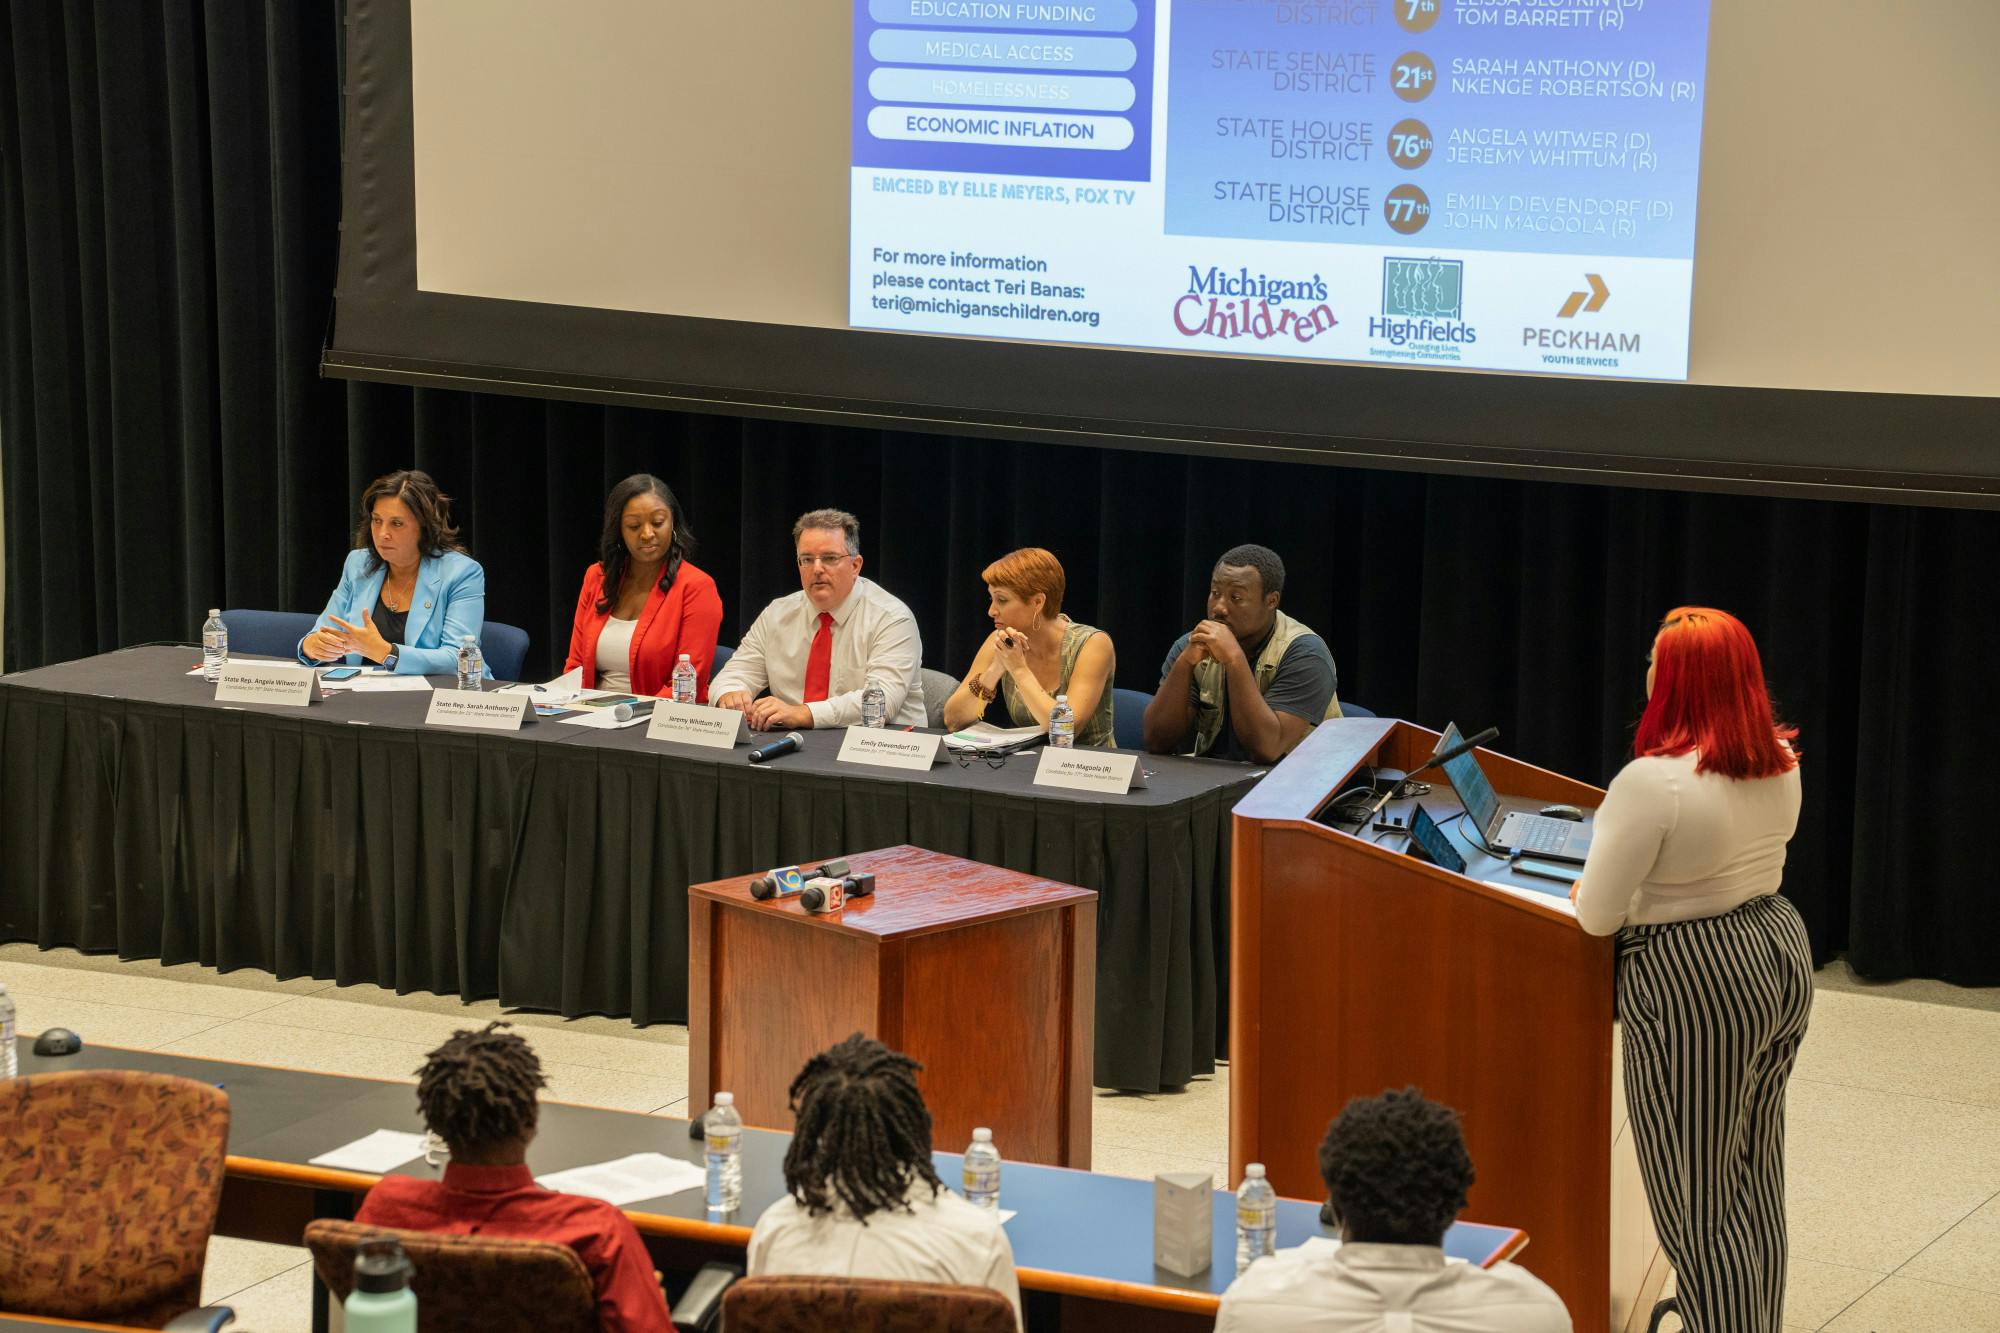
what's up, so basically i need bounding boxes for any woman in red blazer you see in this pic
[565,474,724,699]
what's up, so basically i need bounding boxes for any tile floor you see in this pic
[3,943,1996,1332]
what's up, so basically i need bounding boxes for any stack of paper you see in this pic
[308,1129,430,1172]
[1482,880,1579,917]
[945,722,1046,752]
[534,1153,707,1205]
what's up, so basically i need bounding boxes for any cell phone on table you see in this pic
[321,667,362,681]
[579,694,638,708]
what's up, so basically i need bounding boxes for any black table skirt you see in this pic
[0,648,1257,1090]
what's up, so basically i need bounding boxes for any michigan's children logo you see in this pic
[1174,266,1338,345]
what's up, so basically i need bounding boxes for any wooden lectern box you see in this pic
[688,844,1096,1168]
[1231,718,1664,1333]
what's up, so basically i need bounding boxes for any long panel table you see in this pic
[14,1043,1526,1332]
[0,647,1259,1090]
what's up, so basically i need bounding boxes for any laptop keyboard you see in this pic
[1500,814,1573,855]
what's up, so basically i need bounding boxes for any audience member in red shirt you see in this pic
[355,1022,672,1333]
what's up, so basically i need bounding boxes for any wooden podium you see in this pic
[1231,718,1662,1333]
[688,845,1096,1168]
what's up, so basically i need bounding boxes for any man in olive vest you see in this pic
[1142,544,1339,764]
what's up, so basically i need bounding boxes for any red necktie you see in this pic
[803,611,834,703]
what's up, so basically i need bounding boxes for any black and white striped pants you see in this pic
[1616,892,1814,1333]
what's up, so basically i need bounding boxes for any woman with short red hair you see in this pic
[1574,607,1810,1333]
[941,547,1116,747]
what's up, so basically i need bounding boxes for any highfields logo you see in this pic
[1371,257,1476,347]
[1173,266,1337,345]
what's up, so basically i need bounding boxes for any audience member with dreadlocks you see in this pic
[354,1022,672,1332]
[1216,1087,1571,1333]
[746,1033,1022,1328]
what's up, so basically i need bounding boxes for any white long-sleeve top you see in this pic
[748,1183,1021,1330]
[1573,750,1801,937]
[1214,1240,1571,1333]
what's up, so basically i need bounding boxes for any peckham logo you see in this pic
[1370,257,1476,347]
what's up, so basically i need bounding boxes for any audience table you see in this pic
[0,647,1260,1090]
[15,1042,1525,1332]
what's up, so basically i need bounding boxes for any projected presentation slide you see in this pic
[850,0,1712,380]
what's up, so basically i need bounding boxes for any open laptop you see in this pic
[1433,722,1593,864]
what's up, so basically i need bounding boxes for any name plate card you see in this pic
[1033,748,1139,795]
[836,726,942,772]
[425,691,532,731]
[645,701,745,750]
[214,663,318,708]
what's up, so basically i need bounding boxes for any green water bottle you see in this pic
[345,1238,417,1333]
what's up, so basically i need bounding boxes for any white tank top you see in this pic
[595,616,637,692]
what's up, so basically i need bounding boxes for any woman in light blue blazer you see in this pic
[298,469,486,675]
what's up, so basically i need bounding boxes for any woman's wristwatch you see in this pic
[382,649,399,672]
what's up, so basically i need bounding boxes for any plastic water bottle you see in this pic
[1235,1163,1277,1275]
[672,653,698,704]
[705,1091,743,1210]
[1048,694,1075,748]
[0,984,16,1079]
[201,609,228,681]
[455,635,482,691]
[344,1238,417,1333]
[963,1127,1001,1212]
[861,679,887,729]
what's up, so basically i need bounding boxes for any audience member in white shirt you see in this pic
[709,508,926,731]
[1216,1088,1571,1333]
[746,1035,1021,1328]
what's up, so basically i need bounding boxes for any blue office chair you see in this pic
[220,609,319,661]
[480,622,530,682]
[1339,700,1376,718]
[712,644,734,675]
[1112,687,1152,750]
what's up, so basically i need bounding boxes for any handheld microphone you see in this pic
[799,871,877,912]
[747,731,806,764]
[806,858,851,880]
[800,877,846,914]
[612,700,656,723]
[749,866,805,900]
[1362,725,1501,824]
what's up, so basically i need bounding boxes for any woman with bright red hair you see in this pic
[941,547,1116,747]
[1573,607,1810,1333]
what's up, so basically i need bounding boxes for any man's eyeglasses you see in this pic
[796,553,854,569]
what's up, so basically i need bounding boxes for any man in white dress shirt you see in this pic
[710,508,926,731]
[747,1034,1022,1329]
[1217,1088,1571,1333]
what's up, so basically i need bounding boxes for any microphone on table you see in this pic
[747,731,806,764]
[800,871,877,913]
[1362,725,1500,825]
[612,700,655,723]
[749,866,805,900]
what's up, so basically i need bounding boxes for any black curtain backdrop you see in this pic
[2,6,1993,987]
